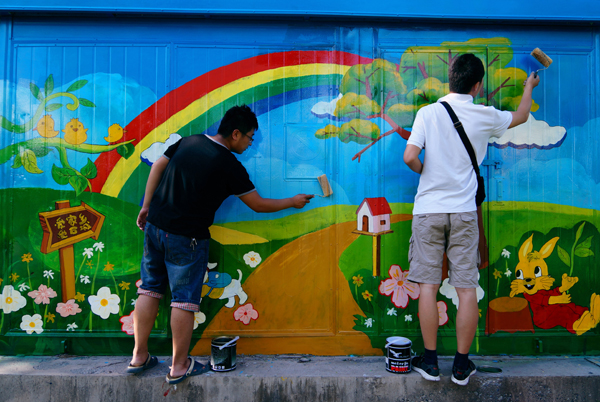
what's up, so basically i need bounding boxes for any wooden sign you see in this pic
[39,201,105,302]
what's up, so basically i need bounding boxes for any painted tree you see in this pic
[316,38,536,162]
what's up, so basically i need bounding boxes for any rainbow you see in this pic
[91,51,373,199]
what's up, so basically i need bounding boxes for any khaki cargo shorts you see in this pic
[406,212,480,288]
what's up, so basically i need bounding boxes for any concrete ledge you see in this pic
[1,355,599,401]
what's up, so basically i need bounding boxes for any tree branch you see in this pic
[352,105,369,117]
[488,54,500,67]
[351,118,411,162]
[418,62,428,79]
[487,77,514,101]
[381,91,398,114]
[349,125,377,141]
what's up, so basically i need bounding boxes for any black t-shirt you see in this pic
[146,134,255,239]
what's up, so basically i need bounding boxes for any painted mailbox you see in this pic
[0,4,599,357]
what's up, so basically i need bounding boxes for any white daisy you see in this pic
[88,287,120,319]
[20,314,43,334]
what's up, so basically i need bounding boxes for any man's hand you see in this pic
[292,194,314,209]
[137,207,149,231]
[523,71,541,88]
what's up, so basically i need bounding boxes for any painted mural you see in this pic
[0,21,599,357]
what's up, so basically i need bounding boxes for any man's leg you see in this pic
[169,307,195,377]
[419,283,441,350]
[411,282,442,381]
[131,294,160,365]
[452,286,479,385]
[455,287,478,353]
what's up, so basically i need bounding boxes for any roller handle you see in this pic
[218,336,240,350]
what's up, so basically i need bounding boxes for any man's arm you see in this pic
[240,191,314,213]
[508,72,540,128]
[137,156,169,230]
[403,144,423,174]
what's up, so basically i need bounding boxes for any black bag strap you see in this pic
[440,101,481,177]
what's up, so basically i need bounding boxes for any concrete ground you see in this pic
[0,354,599,402]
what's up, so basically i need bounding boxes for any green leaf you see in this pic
[45,103,62,112]
[29,143,51,158]
[51,164,74,185]
[339,119,380,145]
[66,79,88,93]
[69,175,88,196]
[334,93,381,118]
[576,235,593,250]
[30,83,44,102]
[556,245,570,267]
[575,222,585,244]
[78,98,96,108]
[21,149,43,174]
[117,143,135,159]
[315,124,340,140]
[44,74,54,96]
[12,155,22,169]
[574,248,594,258]
[80,158,97,179]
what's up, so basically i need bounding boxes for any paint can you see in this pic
[210,336,238,372]
[385,336,413,374]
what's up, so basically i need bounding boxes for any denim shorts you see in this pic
[406,212,480,288]
[137,222,209,312]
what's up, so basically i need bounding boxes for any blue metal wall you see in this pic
[1,7,600,356]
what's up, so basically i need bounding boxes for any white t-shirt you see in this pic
[407,93,512,214]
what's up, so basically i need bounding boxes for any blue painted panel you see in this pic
[1,0,600,22]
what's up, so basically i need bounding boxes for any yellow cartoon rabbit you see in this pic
[510,234,600,335]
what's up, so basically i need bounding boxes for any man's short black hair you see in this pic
[218,105,259,138]
[449,54,485,94]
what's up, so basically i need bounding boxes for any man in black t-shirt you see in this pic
[127,105,313,384]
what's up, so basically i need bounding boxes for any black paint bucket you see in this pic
[210,336,238,372]
[385,336,413,374]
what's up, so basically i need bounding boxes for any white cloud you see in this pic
[140,133,182,165]
[310,94,342,118]
[439,274,485,308]
[490,113,566,150]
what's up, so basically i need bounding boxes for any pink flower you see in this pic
[28,284,57,305]
[119,313,134,335]
[378,265,420,308]
[233,303,259,325]
[56,299,82,317]
[437,301,449,326]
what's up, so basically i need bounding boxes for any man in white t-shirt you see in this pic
[403,54,539,385]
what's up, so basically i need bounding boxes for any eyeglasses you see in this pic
[240,131,254,144]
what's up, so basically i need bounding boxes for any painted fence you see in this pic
[0,9,599,357]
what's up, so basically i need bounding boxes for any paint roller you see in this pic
[315,174,333,198]
[524,48,552,85]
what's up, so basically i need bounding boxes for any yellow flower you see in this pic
[118,281,130,291]
[493,269,502,279]
[74,292,85,302]
[21,253,33,263]
[352,275,364,287]
[45,313,55,323]
[478,309,482,318]
[86,260,93,268]
[103,262,114,272]
[362,290,373,301]
[10,273,19,282]
[0,278,3,286]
